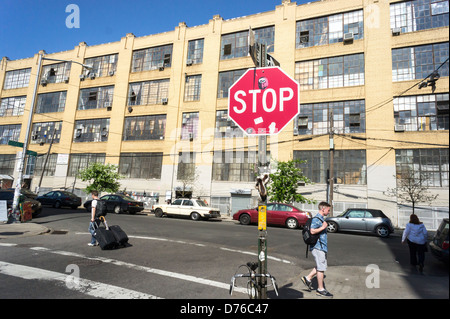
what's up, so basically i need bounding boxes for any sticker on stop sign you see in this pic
[228,67,300,136]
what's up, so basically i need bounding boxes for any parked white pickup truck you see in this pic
[152,198,221,221]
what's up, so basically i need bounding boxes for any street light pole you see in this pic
[10,53,92,223]
[10,53,43,223]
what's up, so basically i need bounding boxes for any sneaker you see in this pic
[301,276,313,290]
[88,243,97,246]
[316,289,333,298]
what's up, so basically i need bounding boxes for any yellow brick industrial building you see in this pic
[0,0,448,228]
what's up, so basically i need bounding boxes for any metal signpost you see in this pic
[228,28,300,298]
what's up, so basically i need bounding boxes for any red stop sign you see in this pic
[228,67,300,135]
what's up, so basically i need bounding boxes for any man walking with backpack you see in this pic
[301,201,333,297]
[88,190,100,246]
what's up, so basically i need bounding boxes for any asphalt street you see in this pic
[0,207,448,302]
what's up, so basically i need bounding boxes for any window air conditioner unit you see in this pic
[64,76,69,83]
[89,73,96,80]
[343,32,354,43]
[186,59,193,66]
[40,78,48,86]
[108,70,115,76]
[392,27,401,36]
[79,74,86,81]
[394,124,405,132]
[161,98,168,105]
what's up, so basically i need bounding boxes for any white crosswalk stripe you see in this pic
[0,260,160,299]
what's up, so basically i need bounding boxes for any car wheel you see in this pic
[190,212,201,221]
[286,217,298,229]
[32,208,42,217]
[327,221,338,233]
[239,213,251,225]
[114,205,122,214]
[54,201,61,209]
[376,225,390,238]
[154,208,164,217]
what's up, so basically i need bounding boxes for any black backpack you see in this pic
[94,199,107,218]
[302,216,321,258]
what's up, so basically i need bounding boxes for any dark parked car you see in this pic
[83,194,144,214]
[233,203,312,229]
[429,218,449,263]
[7,188,38,199]
[326,208,394,237]
[0,189,42,217]
[36,190,81,209]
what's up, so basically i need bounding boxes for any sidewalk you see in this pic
[0,222,50,239]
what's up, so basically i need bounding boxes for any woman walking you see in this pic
[402,214,428,273]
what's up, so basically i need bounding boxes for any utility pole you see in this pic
[36,125,57,194]
[10,53,43,223]
[328,109,334,216]
[10,52,92,223]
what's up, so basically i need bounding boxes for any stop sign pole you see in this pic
[229,38,300,298]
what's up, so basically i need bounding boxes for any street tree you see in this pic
[78,162,122,194]
[384,167,438,215]
[267,159,315,204]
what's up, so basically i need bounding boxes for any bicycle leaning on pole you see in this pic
[229,261,279,299]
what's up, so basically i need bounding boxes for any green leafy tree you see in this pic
[78,162,122,194]
[267,159,315,204]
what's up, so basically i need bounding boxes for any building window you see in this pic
[392,42,449,82]
[0,96,26,117]
[34,154,58,177]
[73,118,110,143]
[396,148,449,187]
[184,75,202,102]
[390,0,449,34]
[294,150,367,185]
[31,122,62,144]
[187,39,204,65]
[36,91,67,113]
[67,153,105,177]
[394,93,449,131]
[296,10,364,48]
[119,152,163,179]
[0,124,21,145]
[215,110,244,138]
[131,44,173,72]
[220,26,274,60]
[128,80,169,106]
[84,54,118,77]
[212,150,261,182]
[0,154,16,175]
[181,112,199,140]
[295,53,365,90]
[217,69,246,98]
[41,62,71,84]
[177,152,196,181]
[295,100,366,135]
[3,68,31,90]
[78,86,114,110]
[123,114,166,141]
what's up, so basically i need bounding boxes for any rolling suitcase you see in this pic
[109,225,129,246]
[93,218,117,250]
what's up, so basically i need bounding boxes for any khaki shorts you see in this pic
[311,249,327,272]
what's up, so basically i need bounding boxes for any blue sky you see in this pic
[0,0,309,61]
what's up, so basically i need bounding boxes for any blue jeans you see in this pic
[88,221,97,244]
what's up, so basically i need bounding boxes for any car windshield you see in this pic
[337,211,348,217]
[121,195,136,201]
[196,200,207,207]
